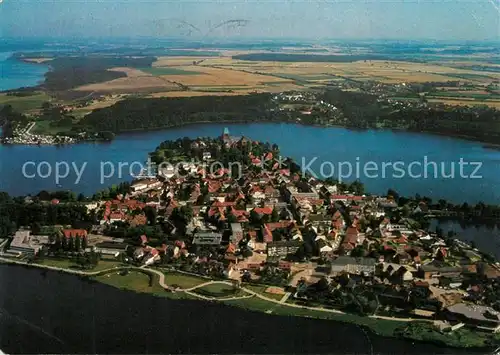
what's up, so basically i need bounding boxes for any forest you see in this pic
[78,88,500,144]
[79,93,283,132]
[41,56,156,92]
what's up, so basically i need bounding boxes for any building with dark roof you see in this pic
[330,256,377,275]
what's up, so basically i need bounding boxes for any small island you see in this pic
[1,129,500,350]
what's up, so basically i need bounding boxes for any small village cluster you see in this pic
[3,128,500,335]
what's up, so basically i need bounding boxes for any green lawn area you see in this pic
[30,119,74,135]
[38,258,76,269]
[95,271,155,293]
[223,296,280,312]
[193,283,244,298]
[396,322,491,348]
[223,296,405,337]
[94,270,198,300]
[0,92,51,112]
[162,271,207,289]
[39,258,122,271]
[244,284,285,300]
[139,67,200,76]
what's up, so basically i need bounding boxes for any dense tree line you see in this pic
[0,105,29,138]
[41,56,156,91]
[79,94,286,133]
[321,89,500,143]
[0,192,91,238]
[77,88,500,144]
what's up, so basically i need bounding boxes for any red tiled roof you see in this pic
[345,227,359,237]
[263,225,273,243]
[414,281,429,288]
[331,195,363,201]
[212,201,236,208]
[254,207,273,215]
[226,243,236,254]
[63,229,87,239]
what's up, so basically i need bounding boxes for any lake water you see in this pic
[0,52,49,91]
[0,123,499,204]
[430,219,500,259]
[0,265,488,354]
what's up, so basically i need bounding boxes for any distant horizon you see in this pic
[2,36,500,45]
[1,0,499,41]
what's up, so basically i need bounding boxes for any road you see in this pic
[24,122,36,135]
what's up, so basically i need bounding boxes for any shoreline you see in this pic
[4,118,500,152]
[0,257,493,351]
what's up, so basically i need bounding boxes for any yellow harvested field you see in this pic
[74,76,180,93]
[74,67,181,93]
[83,97,123,110]
[108,67,151,77]
[192,58,499,84]
[153,56,213,67]
[149,91,244,98]
[158,65,293,86]
[69,54,500,99]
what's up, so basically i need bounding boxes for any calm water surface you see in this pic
[0,265,489,354]
[0,52,49,91]
[431,219,500,259]
[0,123,499,203]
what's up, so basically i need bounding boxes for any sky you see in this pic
[0,0,499,41]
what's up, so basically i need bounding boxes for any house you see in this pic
[230,223,244,244]
[341,227,360,253]
[192,232,223,245]
[267,240,302,257]
[144,248,160,265]
[95,242,129,255]
[390,265,414,284]
[8,231,49,255]
[131,178,162,193]
[419,264,462,279]
[446,303,500,332]
[202,151,212,161]
[330,256,377,275]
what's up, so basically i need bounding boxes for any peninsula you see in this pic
[1,129,500,350]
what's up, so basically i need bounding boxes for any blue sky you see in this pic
[1,0,499,40]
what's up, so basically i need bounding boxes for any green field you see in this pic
[139,67,200,76]
[0,92,51,112]
[397,322,491,348]
[30,119,73,135]
[39,258,122,271]
[194,283,244,298]
[223,297,405,337]
[244,284,284,300]
[163,271,207,289]
[428,91,500,100]
[94,270,198,300]
[95,271,156,292]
